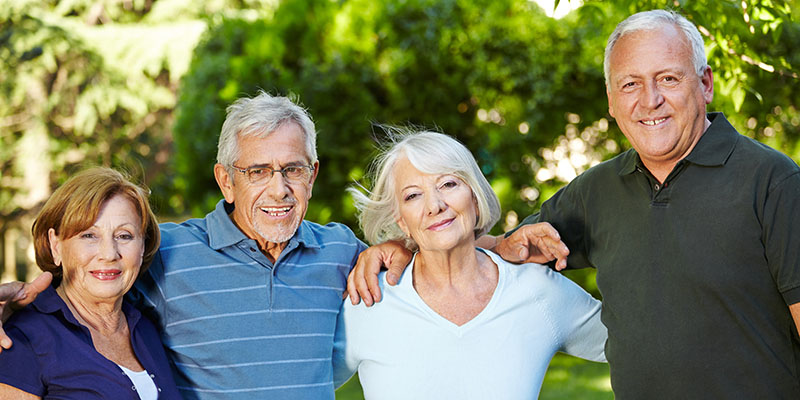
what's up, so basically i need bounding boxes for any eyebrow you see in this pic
[243,161,307,169]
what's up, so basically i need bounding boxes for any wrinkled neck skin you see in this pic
[412,238,491,290]
[57,284,125,336]
[262,240,288,263]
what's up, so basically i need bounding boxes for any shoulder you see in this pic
[487,250,594,302]
[300,220,365,252]
[302,220,359,241]
[158,217,211,250]
[733,134,800,177]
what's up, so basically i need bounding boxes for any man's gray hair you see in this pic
[349,129,500,251]
[217,91,317,169]
[604,9,707,85]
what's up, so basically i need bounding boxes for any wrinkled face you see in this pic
[220,122,318,246]
[606,24,713,174]
[393,157,478,253]
[49,194,144,303]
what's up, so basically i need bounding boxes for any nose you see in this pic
[425,191,447,215]
[263,169,291,200]
[98,235,121,261]
[641,80,664,109]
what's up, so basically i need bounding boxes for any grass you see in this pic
[335,353,612,399]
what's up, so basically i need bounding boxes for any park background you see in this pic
[2,0,799,398]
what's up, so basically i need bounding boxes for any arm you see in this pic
[0,384,39,400]
[332,303,359,388]
[790,303,800,339]
[346,240,412,306]
[0,272,52,350]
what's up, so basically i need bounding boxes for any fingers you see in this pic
[346,242,413,307]
[0,326,12,350]
[0,272,54,352]
[495,223,570,267]
[347,255,373,306]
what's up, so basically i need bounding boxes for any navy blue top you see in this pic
[0,285,182,399]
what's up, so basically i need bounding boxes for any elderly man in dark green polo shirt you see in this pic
[349,9,800,399]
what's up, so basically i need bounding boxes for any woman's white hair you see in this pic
[349,128,500,251]
[604,9,708,85]
[217,91,317,170]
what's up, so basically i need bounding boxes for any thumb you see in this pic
[515,244,530,262]
[385,254,407,286]
[27,272,53,296]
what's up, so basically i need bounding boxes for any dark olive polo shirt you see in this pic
[520,113,800,398]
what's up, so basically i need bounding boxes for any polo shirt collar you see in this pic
[617,112,737,175]
[31,284,142,328]
[206,199,321,250]
[683,112,737,167]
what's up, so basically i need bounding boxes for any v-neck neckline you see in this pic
[399,248,505,337]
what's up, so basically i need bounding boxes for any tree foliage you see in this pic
[2,0,798,291]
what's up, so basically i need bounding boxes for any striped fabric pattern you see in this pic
[129,200,365,400]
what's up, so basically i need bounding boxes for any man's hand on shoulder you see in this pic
[494,222,570,270]
[347,241,412,307]
[0,272,52,350]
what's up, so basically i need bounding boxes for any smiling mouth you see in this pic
[428,218,454,231]
[641,117,667,126]
[260,205,293,217]
[90,270,122,279]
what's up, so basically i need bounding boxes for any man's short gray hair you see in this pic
[349,129,500,251]
[604,9,707,85]
[217,91,317,169]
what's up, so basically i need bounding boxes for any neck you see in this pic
[57,284,125,336]
[413,241,486,289]
[643,115,712,183]
[262,240,288,263]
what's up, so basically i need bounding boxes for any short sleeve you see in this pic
[764,171,800,304]
[0,325,46,397]
[332,302,359,388]
[544,270,607,362]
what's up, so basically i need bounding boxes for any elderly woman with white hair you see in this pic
[333,130,607,399]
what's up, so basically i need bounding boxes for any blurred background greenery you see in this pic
[2,0,799,397]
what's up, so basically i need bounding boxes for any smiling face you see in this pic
[215,122,319,249]
[49,194,144,303]
[393,156,478,254]
[606,24,713,179]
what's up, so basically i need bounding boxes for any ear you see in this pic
[606,84,615,118]
[307,161,320,198]
[214,163,236,204]
[700,66,714,105]
[48,228,62,266]
[395,215,410,238]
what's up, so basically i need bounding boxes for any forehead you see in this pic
[608,24,692,78]
[97,194,140,220]
[236,122,309,165]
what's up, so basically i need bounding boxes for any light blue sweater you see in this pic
[333,249,607,399]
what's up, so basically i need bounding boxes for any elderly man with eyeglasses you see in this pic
[127,92,371,399]
[0,92,386,399]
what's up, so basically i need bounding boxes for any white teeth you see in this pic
[642,118,667,126]
[260,206,292,216]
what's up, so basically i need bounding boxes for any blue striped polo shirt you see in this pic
[128,199,366,400]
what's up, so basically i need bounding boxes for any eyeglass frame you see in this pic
[227,163,316,185]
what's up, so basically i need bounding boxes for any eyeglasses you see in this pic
[229,164,315,185]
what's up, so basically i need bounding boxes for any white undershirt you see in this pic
[118,365,158,400]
